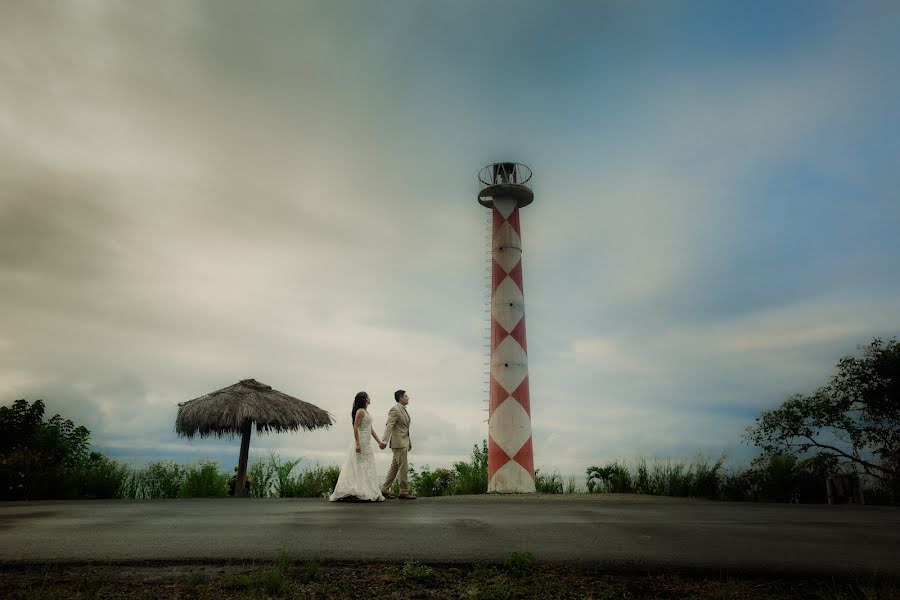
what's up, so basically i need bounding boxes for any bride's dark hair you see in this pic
[351,391,369,424]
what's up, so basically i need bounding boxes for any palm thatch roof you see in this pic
[175,378,333,439]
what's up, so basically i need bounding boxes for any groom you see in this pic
[381,389,416,500]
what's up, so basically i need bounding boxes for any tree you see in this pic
[0,399,92,499]
[745,338,900,483]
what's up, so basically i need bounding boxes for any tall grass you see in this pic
[273,456,303,497]
[535,469,564,494]
[248,453,340,498]
[120,460,185,499]
[248,455,276,498]
[586,455,726,498]
[282,464,340,498]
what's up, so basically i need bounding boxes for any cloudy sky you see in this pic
[2,1,898,476]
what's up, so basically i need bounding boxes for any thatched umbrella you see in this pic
[176,378,333,497]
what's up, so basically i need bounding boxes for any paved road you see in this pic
[1,495,897,576]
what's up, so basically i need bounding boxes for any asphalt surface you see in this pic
[1,494,898,576]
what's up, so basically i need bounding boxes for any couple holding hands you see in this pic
[329,389,417,502]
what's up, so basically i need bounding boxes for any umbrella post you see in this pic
[235,420,252,497]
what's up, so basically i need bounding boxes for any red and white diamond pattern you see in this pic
[488,197,536,493]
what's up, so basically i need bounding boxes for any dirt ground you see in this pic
[2,561,899,600]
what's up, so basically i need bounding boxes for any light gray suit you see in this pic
[381,403,411,494]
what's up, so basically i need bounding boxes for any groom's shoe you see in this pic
[398,492,417,500]
[382,492,395,500]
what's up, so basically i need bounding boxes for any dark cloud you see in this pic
[2,1,899,474]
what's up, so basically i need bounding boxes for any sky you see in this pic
[2,1,899,477]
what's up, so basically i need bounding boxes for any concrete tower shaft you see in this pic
[478,162,536,494]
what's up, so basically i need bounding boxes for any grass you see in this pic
[504,550,536,572]
[535,469,565,493]
[2,562,898,599]
[179,460,229,497]
[300,557,321,581]
[586,455,729,499]
[398,561,434,584]
[119,460,185,499]
[222,549,294,596]
[18,436,892,505]
[248,454,340,498]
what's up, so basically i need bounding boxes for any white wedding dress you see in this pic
[329,410,385,502]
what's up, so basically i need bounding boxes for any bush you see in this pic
[718,468,754,501]
[248,455,276,498]
[272,455,304,497]
[754,453,798,503]
[659,462,692,496]
[504,550,536,572]
[452,440,488,495]
[251,453,341,498]
[691,454,726,498]
[586,462,632,493]
[535,469,564,494]
[179,460,229,497]
[285,464,340,498]
[410,465,455,497]
[120,460,185,499]
[587,455,725,499]
[398,562,433,584]
[80,452,129,499]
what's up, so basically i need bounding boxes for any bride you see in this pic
[329,391,387,502]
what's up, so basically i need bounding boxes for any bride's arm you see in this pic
[353,410,365,452]
[371,427,383,445]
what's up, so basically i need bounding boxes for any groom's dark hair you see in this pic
[394,389,406,402]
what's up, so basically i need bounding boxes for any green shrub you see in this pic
[248,455,276,498]
[587,456,727,498]
[452,440,488,495]
[634,458,651,494]
[504,550,535,572]
[718,468,754,501]
[224,568,286,595]
[271,455,303,498]
[286,464,340,498]
[399,562,433,584]
[179,460,228,497]
[410,465,455,497]
[690,454,726,498]
[586,462,632,493]
[120,460,185,499]
[534,469,564,494]
[254,454,341,498]
[756,453,798,503]
[651,461,689,496]
[80,452,129,499]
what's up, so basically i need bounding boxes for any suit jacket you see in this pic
[382,403,411,450]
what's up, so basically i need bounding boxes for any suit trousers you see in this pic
[382,447,409,494]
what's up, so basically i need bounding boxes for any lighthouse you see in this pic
[478,162,536,493]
